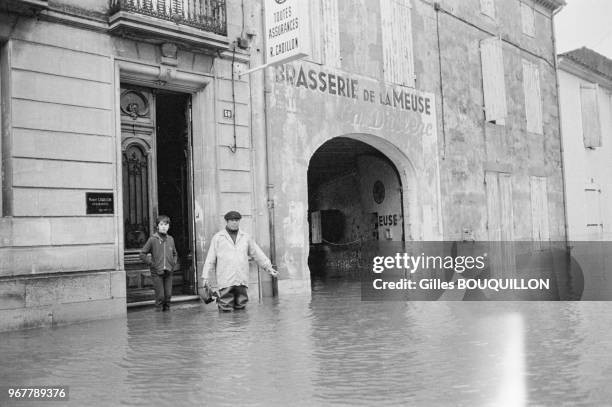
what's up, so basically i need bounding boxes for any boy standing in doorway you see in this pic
[201,211,278,311]
[140,215,178,311]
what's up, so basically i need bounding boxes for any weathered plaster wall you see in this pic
[428,0,564,241]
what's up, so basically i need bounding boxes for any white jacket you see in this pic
[203,229,273,289]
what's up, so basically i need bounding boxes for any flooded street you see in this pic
[2,280,612,406]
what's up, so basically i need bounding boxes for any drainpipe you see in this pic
[264,70,278,297]
[551,4,569,247]
[257,4,277,296]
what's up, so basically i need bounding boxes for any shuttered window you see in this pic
[485,172,514,241]
[580,83,602,148]
[585,186,602,228]
[380,0,415,87]
[523,60,543,134]
[481,37,507,125]
[486,171,515,278]
[304,1,322,64]
[480,0,495,19]
[530,176,549,245]
[521,2,535,37]
[321,0,341,67]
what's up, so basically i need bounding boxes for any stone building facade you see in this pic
[0,0,566,331]
[0,0,274,331]
[268,0,566,290]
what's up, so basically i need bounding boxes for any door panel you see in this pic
[123,143,150,249]
[120,86,157,290]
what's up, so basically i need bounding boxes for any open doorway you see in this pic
[121,87,195,302]
[307,137,405,283]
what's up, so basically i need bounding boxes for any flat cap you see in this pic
[224,210,242,220]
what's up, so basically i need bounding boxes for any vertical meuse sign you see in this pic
[265,0,310,65]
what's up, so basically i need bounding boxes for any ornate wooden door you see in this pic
[120,86,158,290]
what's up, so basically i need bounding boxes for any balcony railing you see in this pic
[109,0,226,36]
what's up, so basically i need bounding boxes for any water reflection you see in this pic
[1,281,611,406]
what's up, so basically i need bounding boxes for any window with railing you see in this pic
[109,0,226,36]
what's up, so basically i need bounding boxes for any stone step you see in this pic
[127,294,201,308]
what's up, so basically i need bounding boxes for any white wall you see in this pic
[559,69,612,240]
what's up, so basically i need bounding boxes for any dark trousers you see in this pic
[151,270,173,309]
[217,285,248,311]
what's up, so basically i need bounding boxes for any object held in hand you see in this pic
[200,285,216,304]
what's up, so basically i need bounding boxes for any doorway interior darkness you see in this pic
[156,92,194,296]
[307,137,405,283]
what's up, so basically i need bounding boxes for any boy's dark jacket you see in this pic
[139,232,178,275]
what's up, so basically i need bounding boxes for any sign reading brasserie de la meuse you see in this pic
[264,0,310,65]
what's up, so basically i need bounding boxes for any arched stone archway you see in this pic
[306,133,420,243]
[269,64,442,295]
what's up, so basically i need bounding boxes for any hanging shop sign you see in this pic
[264,0,311,65]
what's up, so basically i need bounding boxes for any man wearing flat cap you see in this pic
[201,210,278,311]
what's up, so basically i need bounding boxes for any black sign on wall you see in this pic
[86,192,114,214]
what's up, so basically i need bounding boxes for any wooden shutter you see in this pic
[530,176,549,244]
[305,0,322,64]
[580,83,602,148]
[381,0,415,86]
[523,60,543,134]
[521,3,535,37]
[585,186,602,235]
[499,173,514,240]
[486,172,502,241]
[480,0,495,18]
[486,172,513,241]
[481,37,507,125]
[486,171,515,278]
[321,0,341,68]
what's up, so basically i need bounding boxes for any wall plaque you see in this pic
[86,192,114,214]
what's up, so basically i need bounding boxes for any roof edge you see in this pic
[534,0,566,11]
[558,56,612,90]
[559,47,612,81]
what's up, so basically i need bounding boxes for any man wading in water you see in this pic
[201,211,278,311]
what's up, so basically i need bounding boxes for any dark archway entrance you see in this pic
[307,137,405,282]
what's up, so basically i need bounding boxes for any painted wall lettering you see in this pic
[275,63,433,116]
[377,214,399,226]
